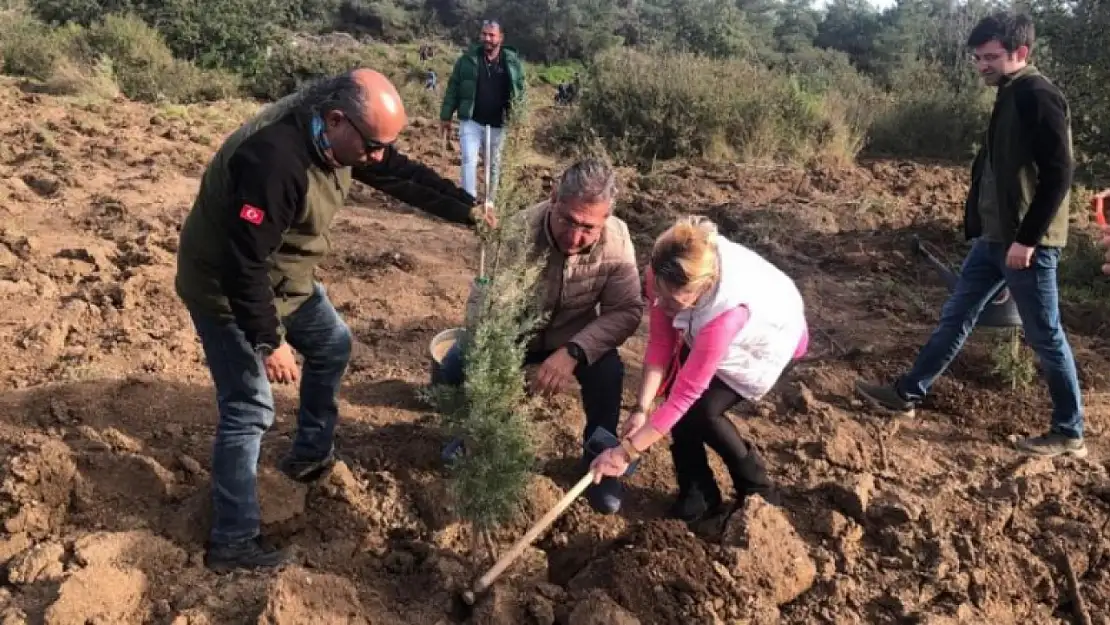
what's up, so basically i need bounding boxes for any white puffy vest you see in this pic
[670,236,806,400]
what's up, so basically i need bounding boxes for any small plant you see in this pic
[422,96,548,551]
[990,327,1037,390]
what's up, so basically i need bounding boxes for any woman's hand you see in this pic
[620,408,647,438]
[589,447,631,483]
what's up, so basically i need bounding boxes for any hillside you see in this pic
[1,75,1109,625]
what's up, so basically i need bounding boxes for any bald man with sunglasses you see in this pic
[175,69,494,573]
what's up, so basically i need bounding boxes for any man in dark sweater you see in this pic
[439,20,526,201]
[854,12,1086,458]
[176,68,492,572]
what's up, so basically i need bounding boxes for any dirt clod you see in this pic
[722,495,817,606]
[257,566,369,625]
[568,590,641,625]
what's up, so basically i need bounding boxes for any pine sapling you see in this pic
[424,96,549,541]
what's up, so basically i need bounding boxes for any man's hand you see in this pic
[1006,242,1035,270]
[482,201,498,229]
[620,408,647,438]
[264,342,300,385]
[531,347,578,396]
[440,120,452,148]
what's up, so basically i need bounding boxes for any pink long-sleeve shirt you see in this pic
[644,268,808,433]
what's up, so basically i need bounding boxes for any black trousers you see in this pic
[667,348,773,504]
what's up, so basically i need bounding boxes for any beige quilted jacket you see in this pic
[516,200,644,363]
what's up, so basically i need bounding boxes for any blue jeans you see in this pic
[459,119,505,201]
[440,343,624,446]
[896,239,1083,438]
[189,282,353,545]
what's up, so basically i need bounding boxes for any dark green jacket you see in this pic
[176,95,478,349]
[964,65,1074,248]
[439,44,526,122]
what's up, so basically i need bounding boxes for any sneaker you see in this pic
[278,449,337,484]
[585,477,623,515]
[855,380,916,416]
[1015,431,1088,458]
[204,537,292,573]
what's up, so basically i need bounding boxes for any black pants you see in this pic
[668,349,772,504]
[525,348,624,448]
[443,342,624,449]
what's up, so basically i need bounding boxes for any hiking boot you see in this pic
[585,477,623,515]
[204,537,292,573]
[666,486,724,524]
[1014,431,1088,458]
[278,449,337,484]
[855,380,916,416]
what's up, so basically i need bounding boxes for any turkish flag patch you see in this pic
[239,203,265,225]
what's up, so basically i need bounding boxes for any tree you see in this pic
[423,98,549,546]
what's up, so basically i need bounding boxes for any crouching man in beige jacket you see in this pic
[439,156,645,514]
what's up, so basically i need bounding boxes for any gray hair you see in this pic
[553,157,617,209]
[268,71,369,121]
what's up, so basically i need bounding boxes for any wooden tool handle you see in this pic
[472,471,596,594]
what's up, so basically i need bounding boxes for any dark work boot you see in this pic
[666,483,724,523]
[855,380,916,417]
[667,442,723,523]
[278,448,337,484]
[204,537,292,573]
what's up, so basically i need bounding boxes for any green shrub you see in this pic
[246,39,390,100]
[1,13,84,79]
[561,47,867,166]
[1,12,237,103]
[141,0,281,75]
[247,38,447,118]
[864,60,990,162]
[534,60,584,85]
[85,14,238,102]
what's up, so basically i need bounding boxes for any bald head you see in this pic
[349,68,407,142]
[298,68,410,167]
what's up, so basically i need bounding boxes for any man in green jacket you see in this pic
[854,12,1086,458]
[440,19,526,202]
[176,68,492,573]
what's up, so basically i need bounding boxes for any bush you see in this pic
[247,37,450,118]
[85,14,239,102]
[1,12,237,103]
[561,47,868,166]
[534,60,585,85]
[0,13,84,79]
[864,60,991,162]
[144,0,281,75]
[246,37,388,101]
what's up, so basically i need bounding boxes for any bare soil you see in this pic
[1,77,1109,624]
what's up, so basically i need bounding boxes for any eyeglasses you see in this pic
[343,114,393,154]
[550,208,603,235]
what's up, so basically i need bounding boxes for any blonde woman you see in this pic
[590,216,809,521]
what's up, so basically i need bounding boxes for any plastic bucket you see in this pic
[429,327,465,386]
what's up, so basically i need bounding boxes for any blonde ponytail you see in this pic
[651,216,719,292]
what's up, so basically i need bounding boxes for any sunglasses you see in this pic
[343,114,393,153]
[481,19,501,29]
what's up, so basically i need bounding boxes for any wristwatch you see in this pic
[254,343,276,359]
[565,342,586,364]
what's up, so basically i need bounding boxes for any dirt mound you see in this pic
[562,518,777,623]
[257,566,370,625]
